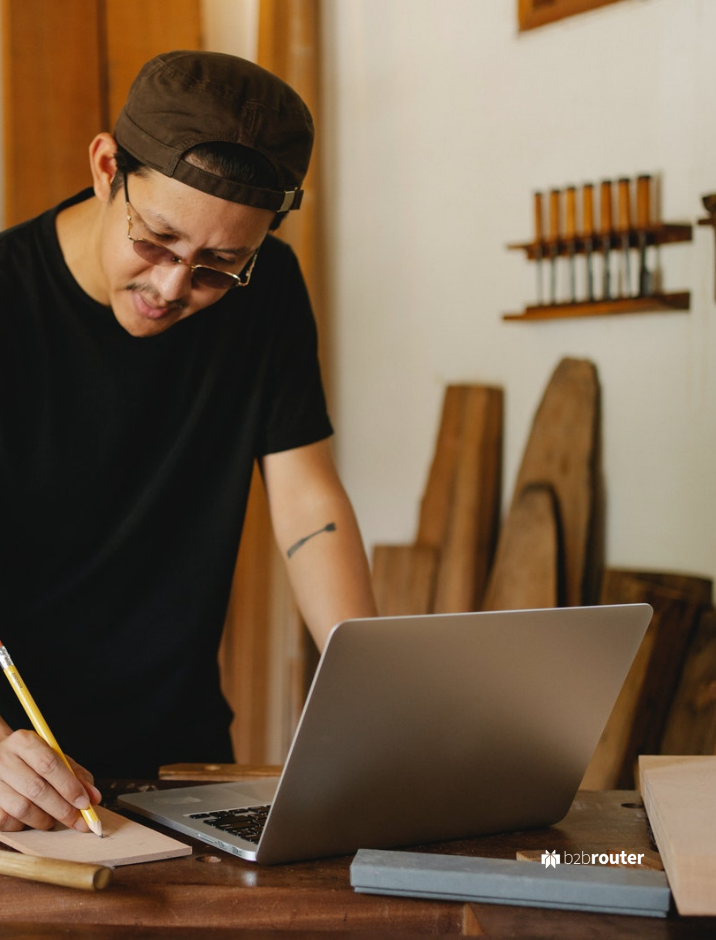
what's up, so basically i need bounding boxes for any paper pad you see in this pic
[0,806,191,866]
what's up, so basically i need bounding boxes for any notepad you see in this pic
[0,806,191,867]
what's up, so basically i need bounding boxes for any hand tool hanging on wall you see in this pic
[599,180,612,301]
[582,183,595,302]
[617,178,632,296]
[636,174,652,297]
[533,191,544,305]
[549,189,560,304]
[565,186,577,303]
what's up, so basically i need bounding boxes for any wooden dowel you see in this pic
[0,851,113,891]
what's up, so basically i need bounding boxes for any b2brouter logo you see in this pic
[541,850,646,868]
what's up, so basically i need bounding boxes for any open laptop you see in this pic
[118,604,652,865]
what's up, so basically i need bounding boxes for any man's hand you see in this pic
[0,724,101,832]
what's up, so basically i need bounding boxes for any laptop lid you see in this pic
[118,604,651,864]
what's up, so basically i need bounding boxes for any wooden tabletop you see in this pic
[0,784,715,937]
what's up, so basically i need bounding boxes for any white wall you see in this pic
[321,0,716,586]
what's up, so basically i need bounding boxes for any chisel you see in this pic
[565,186,577,303]
[548,188,561,304]
[533,191,544,305]
[599,180,613,300]
[582,183,595,302]
[617,177,632,296]
[636,174,652,297]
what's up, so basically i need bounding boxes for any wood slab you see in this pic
[371,544,439,616]
[417,385,503,613]
[582,569,711,789]
[159,762,283,781]
[0,807,191,867]
[639,755,716,915]
[660,605,716,756]
[509,357,599,608]
[481,483,559,611]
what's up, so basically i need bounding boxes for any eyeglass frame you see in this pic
[123,174,259,290]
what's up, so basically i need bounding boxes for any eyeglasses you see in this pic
[123,176,258,290]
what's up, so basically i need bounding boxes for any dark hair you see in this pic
[111,142,286,230]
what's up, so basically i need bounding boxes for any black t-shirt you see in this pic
[0,190,332,777]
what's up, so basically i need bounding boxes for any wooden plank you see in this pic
[2,0,103,224]
[159,762,282,781]
[482,483,559,611]
[0,808,190,867]
[581,570,711,789]
[417,386,468,550]
[432,386,502,612]
[639,755,716,916]
[660,606,716,756]
[371,544,439,617]
[510,358,599,607]
[417,386,502,613]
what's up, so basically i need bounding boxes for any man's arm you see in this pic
[260,438,378,651]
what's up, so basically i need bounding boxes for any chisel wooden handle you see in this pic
[636,174,651,228]
[599,181,612,235]
[548,189,560,241]
[582,184,594,237]
[533,191,544,243]
[564,187,576,240]
[0,852,113,891]
[617,177,631,232]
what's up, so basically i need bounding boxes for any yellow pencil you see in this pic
[0,640,103,837]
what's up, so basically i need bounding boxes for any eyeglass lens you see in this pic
[130,239,243,290]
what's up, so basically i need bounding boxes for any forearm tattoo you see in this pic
[287,522,337,559]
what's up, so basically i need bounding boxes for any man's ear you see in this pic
[89,133,119,203]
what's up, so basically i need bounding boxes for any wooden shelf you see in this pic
[503,291,690,322]
[507,223,692,261]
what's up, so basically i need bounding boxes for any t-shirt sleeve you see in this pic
[254,241,333,456]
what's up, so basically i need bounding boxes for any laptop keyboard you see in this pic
[188,805,271,844]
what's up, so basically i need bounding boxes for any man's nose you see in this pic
[151,259,193,302]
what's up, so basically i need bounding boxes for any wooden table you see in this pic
[0,785,715,938]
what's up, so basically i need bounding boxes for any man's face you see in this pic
[99,170,275,337]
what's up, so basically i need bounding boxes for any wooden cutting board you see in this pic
[509,357,599,608]
[481,483,559,611]
[639,755,716,915]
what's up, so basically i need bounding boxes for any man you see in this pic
[0,51,377,833]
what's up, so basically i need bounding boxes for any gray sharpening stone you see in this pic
[350,850,671,917]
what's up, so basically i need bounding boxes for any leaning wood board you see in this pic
[417,384,503,613]
[639,755,716,916]
[509,357,599,608]
[481,483,558,611]
[582,569,711,789]
[0,807,191,867]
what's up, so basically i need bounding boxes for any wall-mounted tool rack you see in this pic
[504,175,692,322]
[698,193,716,301]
